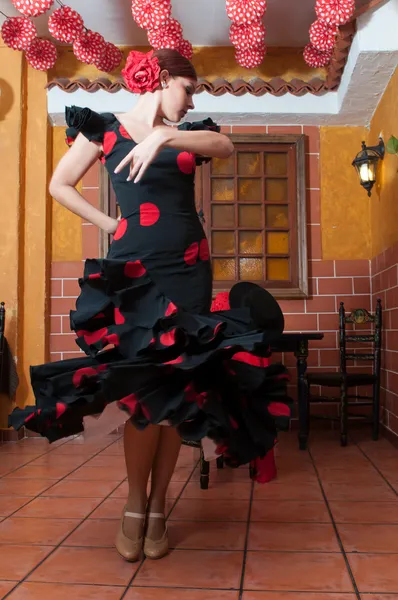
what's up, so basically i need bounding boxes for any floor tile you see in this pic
[191,466,249,482]
[330,501,398,523]
[181,482,251,500]
[0,497,30,518]
[250,500,330,523]
[322,482,397,502]
[168,520,247,550]
[85,455,126,469]
[111,480,184,499]
[134,549,243,589]
[242,594,356,600]
[348,554,398,592]
[43,480,119,498]
[0,581,17,597]
[244,552,353,592]
[253,481,323,501]
[247,522,339,552]
[66,466,126,481]
[6,582,123,599]
[338,523,398,552]
[5,465,74,480]
[169,499,250,522]
[0,518,79,545]
[0,545,52,580]
[14,496,103,519]
[63,519,117,547]
[125,589,239,599]
[0,479,54,497]
[27,546,137,586]
[30,455,86,468]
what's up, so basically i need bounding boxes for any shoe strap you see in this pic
[147,512,164,519]
[124,511,146,519]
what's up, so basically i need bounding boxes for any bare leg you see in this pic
[122,420,160,540]
[147,426,181,540]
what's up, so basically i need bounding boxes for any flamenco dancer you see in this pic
[9,49,292,561]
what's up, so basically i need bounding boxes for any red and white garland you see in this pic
[226,0,267,69]
[131,0,193,60]
[304,0,355,68]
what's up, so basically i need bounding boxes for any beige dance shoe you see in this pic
[115,506,145,562]
[143,512,169,560]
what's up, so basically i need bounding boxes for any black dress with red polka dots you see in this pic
[9,106,292,473]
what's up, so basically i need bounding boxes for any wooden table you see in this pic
[271,332,324,450]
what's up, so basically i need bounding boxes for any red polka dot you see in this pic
[177,151,196,174]
[93,312,105,319]
[164,355,184,365]
[72,367,98,388]
[56,403,67,419]
[104,333,120,346]
[119,393,138,414]
[199,238,210,261]
[160,329,176,346]
[113,218,127,240]
[119,125,132,139]
[114,307,125,325]
[124,260,146,278]
[83,328,108,345]
[140,203,160,226]
[165,302,178,317]
[103,131,117,155]
[96,364,108,373]
[268,402,291,418]
[88,273,101,280]
[25,412,35,423]
[184,242,199,266]
[231,352,269,367]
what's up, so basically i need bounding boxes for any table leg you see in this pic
[295,340,309,451]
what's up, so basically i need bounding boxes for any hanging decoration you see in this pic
[72,29,106,64]
[12,0,53,18]
[95,41,123,73]
[48,5,84,43]
[304,0,355,68]
[131,0,193,60]
[1,16,36,50]
[25,36,57,70]
[226,0,267,69]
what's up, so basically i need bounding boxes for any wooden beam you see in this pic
[350,0,389,21]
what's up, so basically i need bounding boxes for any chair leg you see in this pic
[340,381,348,447]
[216,456,224,469]
[298,379,310,450]
[372,381,380,441]
[200,446,209,490]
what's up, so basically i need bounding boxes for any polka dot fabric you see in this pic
[226,0,267,26]
[1,17,36,51]
[131,0,171,29]
[73,30,106,65]
[48,6,84,44]
[25,37,57,71]
[309,19,338,52]
[147,18,183,50]
[229,20,266,51]
[12,0,53,17]
[303,42,332,68]
[315,0,355,25]
[9,105,292,479]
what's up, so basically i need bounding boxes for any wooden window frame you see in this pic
[100,133,308,299]
[196,134,308,299]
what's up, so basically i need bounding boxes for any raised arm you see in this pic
[155,126,234,159]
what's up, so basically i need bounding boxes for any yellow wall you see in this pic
[320,126,372,259]
[369,67,398,257]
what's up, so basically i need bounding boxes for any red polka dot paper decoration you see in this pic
[131,0,171,30]
[147,18,183,50]
[309,19,338,52]
[12,0,53,17]
[48,6,84,44]
[1,16,36,51]
[73,30,106,65]
[230,20,265,51]
[177,39,193,60]
[95,42,123,73]
[226,0,267,26]
[26,37,57,71]
[303,42,332,68]
[235,44,266,68]
[315,0,355,25]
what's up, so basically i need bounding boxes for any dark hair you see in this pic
[153,49,197,81]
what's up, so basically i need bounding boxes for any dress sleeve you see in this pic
[65,105,109,147]
[177,118,221,165]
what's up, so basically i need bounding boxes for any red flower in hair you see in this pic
[122,50,161,94]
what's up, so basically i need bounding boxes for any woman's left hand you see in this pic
[114,130,165,183]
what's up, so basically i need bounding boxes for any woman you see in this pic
[9,49,291,561]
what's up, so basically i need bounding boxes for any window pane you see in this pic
[239,258,263,280]
[238,178,262,203]
[238,152,261,176]
[267,232,289,255]
[212,231,235,255]
[239,231,263,254]
[265,205,289,228]
[238,205,262,228]
[267,258,290,280]
[212,204,235,228]
[265,179,288,203]
[265,153,288,176]
[212,155,235,176]
[213,258,236,281]
[212,179,234,202]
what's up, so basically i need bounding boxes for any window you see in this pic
[101,133,308,299]
[196,134,308,298]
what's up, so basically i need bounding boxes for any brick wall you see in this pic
[372,242,398,436]
[49,126,373,422]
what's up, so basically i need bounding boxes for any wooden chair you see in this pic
[181,440,224,489]
[305,299,382,447]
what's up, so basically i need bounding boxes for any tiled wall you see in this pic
[49,125,372,417]
[372,242,398,436]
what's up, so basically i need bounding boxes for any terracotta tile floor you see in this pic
[0,430,397,599]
